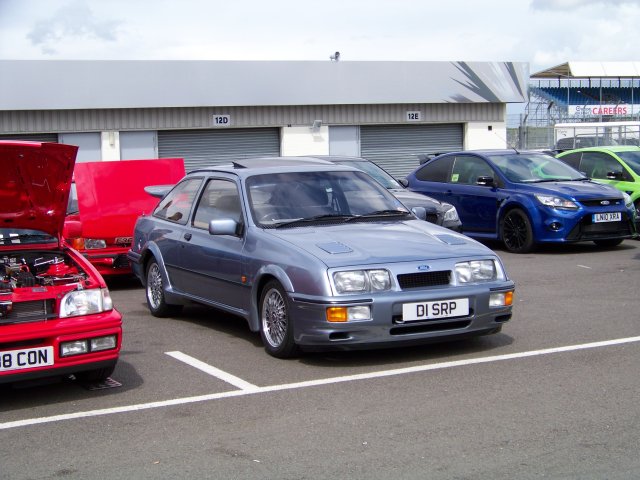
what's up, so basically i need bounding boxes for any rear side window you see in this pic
[153,178,203,224]
[415,156,454,182]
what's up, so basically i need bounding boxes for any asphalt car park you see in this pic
[1,240,639,479]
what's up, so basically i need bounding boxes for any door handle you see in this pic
[183,233,192,241]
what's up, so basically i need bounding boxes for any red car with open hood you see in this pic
[1,141,122,385]
[65,158,185,277]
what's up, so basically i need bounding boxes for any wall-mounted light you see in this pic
[311,120,322,132]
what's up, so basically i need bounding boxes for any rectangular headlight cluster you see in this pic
[455,260,504,283]
[59,288,114,318]
[60,335,118,357]
[333,269,391,294]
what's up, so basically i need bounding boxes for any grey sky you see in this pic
[0,0,638,73]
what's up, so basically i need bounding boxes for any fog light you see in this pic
[61,340,89,357]
[90,335,117,352]
[549,222,562,231]
[326,305,371,322]
[489,291,514,307]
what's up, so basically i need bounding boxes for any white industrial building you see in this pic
[0,60,528,176]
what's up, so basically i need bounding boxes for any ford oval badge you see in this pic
[417,265,430,271]
[600,200,610,206]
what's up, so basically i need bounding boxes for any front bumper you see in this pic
[288,283,514,349]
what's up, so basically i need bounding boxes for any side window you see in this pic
[153,178,202,224]
[558,152,581,170]
[415,156,454,182]
[581,152,619,179]
[193,179,243,231]
[451,156,493,185]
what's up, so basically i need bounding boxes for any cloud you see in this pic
[26,0,121,54]
[531,0,634,9]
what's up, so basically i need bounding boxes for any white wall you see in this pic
[464,122,508,150]
[280,125,329,156]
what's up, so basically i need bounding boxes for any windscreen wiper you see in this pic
[274,214,356,228]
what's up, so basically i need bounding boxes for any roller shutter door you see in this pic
[158,128,280,172]
[360,124,463,178]
[0,133,59,143]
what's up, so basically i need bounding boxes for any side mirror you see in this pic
[209,218,242,236]
[606,171,624,180]
[476,176,495,187]
[411,206,427,220]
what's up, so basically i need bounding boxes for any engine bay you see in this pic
[0,251,89,292]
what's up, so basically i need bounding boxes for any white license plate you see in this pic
[0,346,54,372]
[402,298,469,322]
[593,212,621,223]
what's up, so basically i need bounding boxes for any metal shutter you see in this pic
[158,128,280,172]
[360,124,463,178]
[0,133,58,143]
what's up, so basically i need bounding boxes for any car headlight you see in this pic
[59,288,114,318]
[333,269,391,294]
[455,260,504,283]
[443,205,459,222]
[84,239,107,249]
[535,194,578,210]
[622,192,634,210]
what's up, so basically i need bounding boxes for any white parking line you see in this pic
[165,351,259,391]
[2,335,640,431]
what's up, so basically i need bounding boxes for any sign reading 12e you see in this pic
[212,114,231,127]
[406,111,422,122]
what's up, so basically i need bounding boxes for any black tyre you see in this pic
[145,259,182,317]
[500,209,535,253]
[593,238,624,248]
[259,280,299,358]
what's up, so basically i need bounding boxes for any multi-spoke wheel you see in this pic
[500,209,534,253]
[259,280,299,358]
[145,259,182,317]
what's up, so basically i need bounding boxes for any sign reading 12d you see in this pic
[212,115,231,127]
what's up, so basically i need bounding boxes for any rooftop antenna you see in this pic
[329,51,340,61]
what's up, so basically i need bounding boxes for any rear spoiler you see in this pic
[144,184,175,199]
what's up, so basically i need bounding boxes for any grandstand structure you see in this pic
[512,61,640,149]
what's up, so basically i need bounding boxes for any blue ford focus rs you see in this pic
[405,150,635,253]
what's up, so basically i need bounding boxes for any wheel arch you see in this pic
[248,265,295,333]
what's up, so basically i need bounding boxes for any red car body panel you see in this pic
[1,141,122,385]
[66,158,185,276]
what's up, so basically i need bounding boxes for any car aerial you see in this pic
[0,141,122,385]
[405,149,635,253]
[65,158,185,277]
[306,156,462,231]
[555,145,640,234]
[128,156,514,358]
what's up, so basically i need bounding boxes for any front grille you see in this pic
[113,254,131,269]
[390,320,471,335]
[0,300,56,325]
[579,198,624,208]
[567,213,632,241]
[397,271,451,289]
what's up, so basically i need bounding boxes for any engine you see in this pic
[0,252,88,292]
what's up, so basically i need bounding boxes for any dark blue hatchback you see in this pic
[405,150,635,253]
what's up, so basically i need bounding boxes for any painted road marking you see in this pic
[2,335,640,431]
[165,351,259,391]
